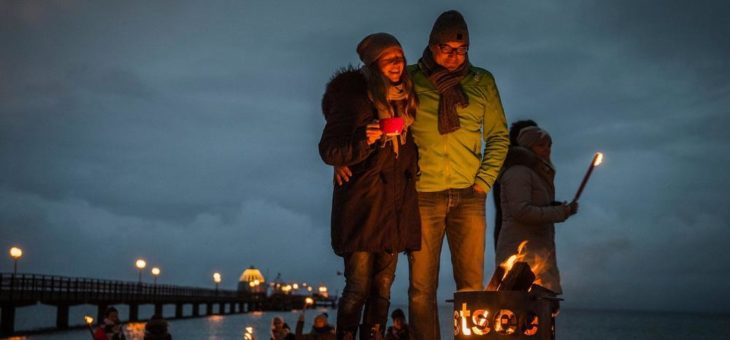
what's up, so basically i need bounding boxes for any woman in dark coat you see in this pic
[495,126,578,296]
[319,32,421,339]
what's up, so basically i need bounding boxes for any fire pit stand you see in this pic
[452,290,555,339]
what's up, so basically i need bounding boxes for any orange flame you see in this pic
[498,240,550,287]
[499,241,528,280]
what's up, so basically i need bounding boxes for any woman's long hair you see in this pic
[361,59,418,120]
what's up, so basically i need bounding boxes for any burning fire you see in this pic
[499,241,528,280]
[498,240,548,287]
[593,152,604,166]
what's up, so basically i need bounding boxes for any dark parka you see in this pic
[319,68,421,256]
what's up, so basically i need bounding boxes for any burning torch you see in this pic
[571,152,604,204]
[243,326,255,340]
[84,315,95,339]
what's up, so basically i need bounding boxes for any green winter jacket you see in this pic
[408,63,510,193]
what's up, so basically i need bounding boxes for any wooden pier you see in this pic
[0,273,336,337]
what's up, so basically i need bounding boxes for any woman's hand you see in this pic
[568,201,579,215]
[334,166,352,186]
[365,122,383,145]
[563,201,579,216]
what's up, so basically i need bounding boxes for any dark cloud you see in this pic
[1,0,729,313]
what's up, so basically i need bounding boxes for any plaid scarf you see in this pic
[419,47,470,134]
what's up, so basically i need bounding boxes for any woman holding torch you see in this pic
[495,126,578,298]
[319,33,421,339]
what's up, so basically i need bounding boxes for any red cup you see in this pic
[379,117,404,136]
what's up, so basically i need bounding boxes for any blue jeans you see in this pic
[336,251,397,339]
[408,187,487,340]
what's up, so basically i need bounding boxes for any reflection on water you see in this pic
[122,322,146,339]
[11,306,730,340]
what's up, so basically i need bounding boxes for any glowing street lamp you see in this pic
[213,272,222,293]
[135,259,147,283]
[151,267,161,285]
[9,247,22,275]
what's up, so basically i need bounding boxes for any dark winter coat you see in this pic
[495,146,570,294]
[319,68,421,256]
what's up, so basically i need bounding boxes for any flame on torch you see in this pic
[572,152,604,203]
[594,152,604,166]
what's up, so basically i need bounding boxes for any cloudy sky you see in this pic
[1,0,729,314]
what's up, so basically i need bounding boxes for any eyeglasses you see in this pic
[437,44,468,55]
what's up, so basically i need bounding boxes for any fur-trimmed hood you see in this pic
[321,67,369,121]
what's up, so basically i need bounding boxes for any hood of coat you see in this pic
[502,146,556,190]
[321,67,370,121]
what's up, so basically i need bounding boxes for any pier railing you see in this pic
[0,273,239,305]
[0,272,334,336]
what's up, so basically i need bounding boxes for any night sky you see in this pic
[2,0,729,313]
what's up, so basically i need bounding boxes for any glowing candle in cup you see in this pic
[572,152,604,203]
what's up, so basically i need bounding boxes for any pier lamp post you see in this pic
[213,272,221,294]
[135,259,147,283]
[9,247,22,275]
[151,267,160,285]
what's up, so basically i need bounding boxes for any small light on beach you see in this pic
[244,326,254,340]
[84,315,94,325]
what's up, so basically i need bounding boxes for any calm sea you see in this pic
[3,304,729,339]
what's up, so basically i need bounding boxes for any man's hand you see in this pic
[334,166,352,186]
[365,122,383,145]
[472,184,486,194]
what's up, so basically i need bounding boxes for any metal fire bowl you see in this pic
[453,291,554,340]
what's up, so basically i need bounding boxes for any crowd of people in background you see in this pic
[92,307,171,340]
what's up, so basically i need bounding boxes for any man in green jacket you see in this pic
[407,10,509,339]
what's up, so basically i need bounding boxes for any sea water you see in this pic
[4,304,730,339]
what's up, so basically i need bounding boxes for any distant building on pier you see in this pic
[238,266,266,295]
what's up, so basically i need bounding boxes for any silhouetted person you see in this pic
[144,314,172,340]
[94,306,126,340]
[271,316,295,340]
[385,309,408,340]
[295,312,336,340]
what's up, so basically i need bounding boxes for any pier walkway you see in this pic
[0,273,334,337]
